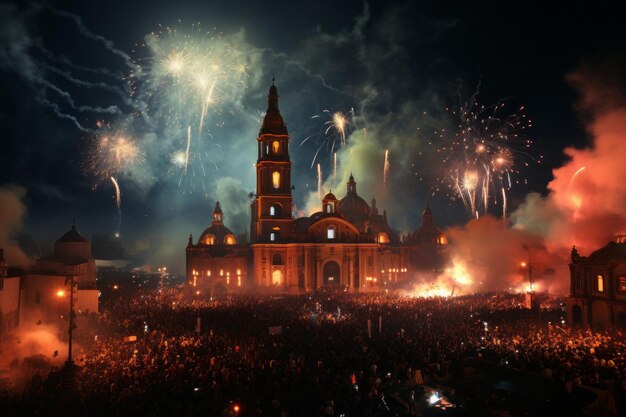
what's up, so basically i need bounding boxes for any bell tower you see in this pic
[250,81,293,243]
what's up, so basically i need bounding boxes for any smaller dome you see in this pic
[199,224,237,246]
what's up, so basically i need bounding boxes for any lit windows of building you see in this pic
[327,226,335,239]
[597,275,604,292]
[272,171,280,189]
[272,141,280,154]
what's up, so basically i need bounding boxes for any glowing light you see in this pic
[56,290,65,297]
[428,392,440,405]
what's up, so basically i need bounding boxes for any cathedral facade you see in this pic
[568,237,626,330]
[186,83,446,294]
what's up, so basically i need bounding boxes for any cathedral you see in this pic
[186,82,446,294]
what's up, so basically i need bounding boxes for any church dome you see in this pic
[198,202,237,246]
[199,224,237,246]
[408,205,445,245]
[338,174,369,224]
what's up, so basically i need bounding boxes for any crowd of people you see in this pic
[1,288,624,416]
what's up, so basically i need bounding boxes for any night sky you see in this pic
[1,0,624,273]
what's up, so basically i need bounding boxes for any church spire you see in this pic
[422,204,433,225]
[260,81,287,135]
[347,173,357,195]
[212,201,223,225]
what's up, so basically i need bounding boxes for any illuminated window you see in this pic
[205,235,215,245]
[597,275,604,292]
[237,275,242,287]
[618,276,626,292]
[327,226,335,239]
[270,233,275,241]
[220,269,224,276]
[272,171,280,189]
[272,141,280,154]
[377,232,389,244]
[207,270,211,277]
[270,206,275,216]
[225,234,236,245]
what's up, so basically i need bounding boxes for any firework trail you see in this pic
[567,166,586,221]
[184,126,191,175]
[317,163,323,203]
[303,109,355,170]
[420,96,538,219]
[383,149,390,188]
[501,187,507,220]
[110,177,122,234]
[333,152,337,181]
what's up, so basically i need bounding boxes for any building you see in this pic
[186,201,250,295]
[0,249,20,345]
[0,224,100,339]
[568,236,626,330]
[186,82,445,293]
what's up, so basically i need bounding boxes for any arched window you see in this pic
[272,253,284,265]
[272,171,280,189]
[225,234,236,245]
[377,232,389,244]
[205,235,216,245]
[272,141,280,154]
[270,204,281,217]
[270,226,280,242]
[618,275,626,292]
[597,275,604,292]
[327,226,335,239]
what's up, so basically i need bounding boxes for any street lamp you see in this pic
[65,274,77,364]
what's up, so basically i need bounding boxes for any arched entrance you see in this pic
[323,261,340,286]
[272,269,283,286]
[572,305,583,327]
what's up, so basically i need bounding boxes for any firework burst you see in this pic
[421,97,540,219]
[85,132,144,179]
[130,22,251,194]
[302,108,355,171]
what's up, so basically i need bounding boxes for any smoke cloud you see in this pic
[0,184,30,264]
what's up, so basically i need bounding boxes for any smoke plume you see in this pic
[0,184,30,265]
